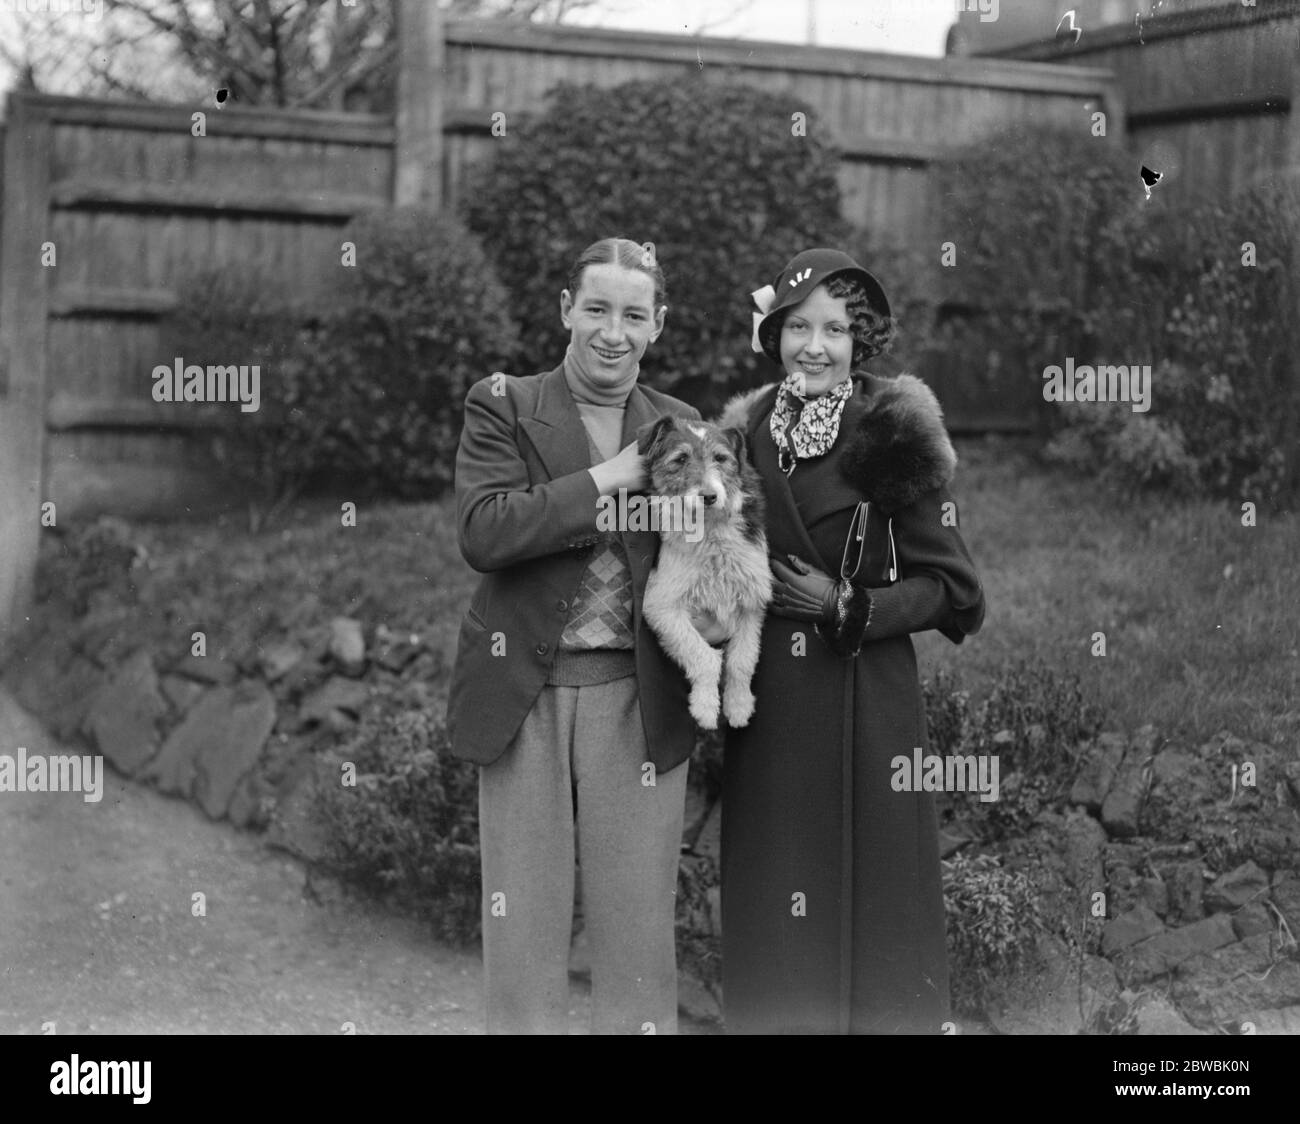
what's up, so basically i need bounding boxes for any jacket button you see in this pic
[556,599,568,612]
[535,642,549,656]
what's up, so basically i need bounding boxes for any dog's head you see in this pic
[637,416,750,523]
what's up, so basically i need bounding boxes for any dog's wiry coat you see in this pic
[637,416,772,729]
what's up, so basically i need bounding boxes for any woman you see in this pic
[717,248,986,1034]
[448,237,701,1033]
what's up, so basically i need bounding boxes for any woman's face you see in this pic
[560,262,664,390]
[779,284,853,396]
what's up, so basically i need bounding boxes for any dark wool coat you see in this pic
[716,372,986,1035]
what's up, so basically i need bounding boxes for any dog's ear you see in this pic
[637,415,677,458]
[722,425,748,462]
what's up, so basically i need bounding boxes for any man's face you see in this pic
[561,262,665,390]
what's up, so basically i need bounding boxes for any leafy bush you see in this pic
[306,207,520,498]
[164,264,320,529]
[314,708,481,946]
[925,661,1106,836]
[167,209,518,522]
[35,516,148,614]
[1048,176,1300,502]
[943,851,1044,1018]
[928,123,1149,430]
[462,77,848,412]
[921,668,971,759]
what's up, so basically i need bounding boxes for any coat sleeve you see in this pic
[455,377,603,572]
[823,484,985,654]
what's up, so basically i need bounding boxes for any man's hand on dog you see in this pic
[770,554,839,623]
[589,442,647,495]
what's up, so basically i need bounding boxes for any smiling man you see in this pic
[448,237,704,1035]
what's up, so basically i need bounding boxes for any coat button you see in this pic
[556,599,568,612]
[535,642,549,656]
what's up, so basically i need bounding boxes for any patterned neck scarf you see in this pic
[769,374,853,476]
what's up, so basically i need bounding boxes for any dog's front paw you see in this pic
[689,685,721,730]
[722,683,755,727]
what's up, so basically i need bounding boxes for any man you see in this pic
[448,238,700,1034]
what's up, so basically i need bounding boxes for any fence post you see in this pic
[0,95,53,664]
[394,0,444,209]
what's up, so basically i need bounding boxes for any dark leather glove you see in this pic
[770,554,839,623]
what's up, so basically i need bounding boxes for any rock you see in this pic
[1102,905,1165,956]
[17,651,104,742]
[374,632,424,673]
[1131,993,1202,1035]
[987,934,1118,1035]
[1136,876,1169,918]
[265,755,332,863]
[1271,871,1300,932]
[1159,860,1205,924]
[257,641,304,683]
[80,649,167,776]
[299,676,370,726]
[160,674,204,714]
[1069,732,1127,811]
[1204,860,1269,912]
[677,975,721,1023]
[328,617,366,677]
[1149,748,1196,790]
[1283,760,1300,805]
[1062,809,1107,893]
[144,682,275,816]
[694,800,721,862]
[1171,933,1300,1027]
[1103,843,1146,917]
[171,652,239,685]
[1130,724,1161,757]
[1101,756,1150,839]
[1113,914,1236,984]
[1237,1005,1300,1035]
[191,681,276,820]
[227,770,273,830]
[1230,902,1273,940]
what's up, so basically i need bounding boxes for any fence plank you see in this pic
[0,100,53,657]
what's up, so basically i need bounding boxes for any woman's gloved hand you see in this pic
[769,554,840,623]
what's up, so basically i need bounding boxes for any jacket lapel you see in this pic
[518,365,592,483]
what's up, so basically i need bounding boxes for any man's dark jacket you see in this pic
[447,364,700,773]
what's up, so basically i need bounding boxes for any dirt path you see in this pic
[0,685,630,1035]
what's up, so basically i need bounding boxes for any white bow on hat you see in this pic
[750,284,777,353]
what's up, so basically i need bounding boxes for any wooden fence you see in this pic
[438,20,1121,249]
[0,18,1126,651]
[989,0,1300,205]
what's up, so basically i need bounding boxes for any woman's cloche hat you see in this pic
[751,247,891,360]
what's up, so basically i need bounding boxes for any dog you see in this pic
[637,415,772,730]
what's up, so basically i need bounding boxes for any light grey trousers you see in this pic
[478,674,688,1034]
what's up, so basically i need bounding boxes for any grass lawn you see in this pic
[111,436,1298,751]
[915,437,1300,749]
